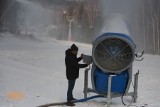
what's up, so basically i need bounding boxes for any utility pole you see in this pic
[65,4,74,41]
[66,16,74,41]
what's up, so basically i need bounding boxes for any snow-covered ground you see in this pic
[0,32,160,107]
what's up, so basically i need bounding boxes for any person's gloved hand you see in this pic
[80,53,84,58]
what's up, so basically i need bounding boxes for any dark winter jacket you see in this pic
[65,49,88,80]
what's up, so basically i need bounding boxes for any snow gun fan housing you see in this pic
[92,33,135,74]
[83,15,139,106]
[92,15,136,74]
[91,15,136,94]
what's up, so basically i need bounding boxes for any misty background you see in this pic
[0,0,160,54]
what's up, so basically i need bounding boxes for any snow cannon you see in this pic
[83,14,143,107]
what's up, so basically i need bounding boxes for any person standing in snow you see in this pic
[65,44,88,106]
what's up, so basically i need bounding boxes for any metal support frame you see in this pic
[106,75,112,107]
[133,70,139,103]
[83,68,139,106]
[84,68,89,98]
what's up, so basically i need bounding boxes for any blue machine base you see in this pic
[94,68,129,94]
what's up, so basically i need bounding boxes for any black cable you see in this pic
[121,95,138,107]
[121,79,139,107]
[121,94,127,106]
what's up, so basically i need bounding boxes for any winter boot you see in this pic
[66,101,75,106]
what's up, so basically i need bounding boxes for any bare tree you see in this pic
[141,0,146,50]
[158,0,160,54]
[83,0,99,28]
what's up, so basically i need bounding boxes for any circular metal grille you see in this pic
[93,38,133,73]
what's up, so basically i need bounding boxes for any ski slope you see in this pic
[0,32,160,107]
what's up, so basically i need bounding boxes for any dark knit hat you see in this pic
[71,44,78,51]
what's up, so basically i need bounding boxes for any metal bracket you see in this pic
[135,50,144,61]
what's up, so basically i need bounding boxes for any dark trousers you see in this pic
[67,79,76,102]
